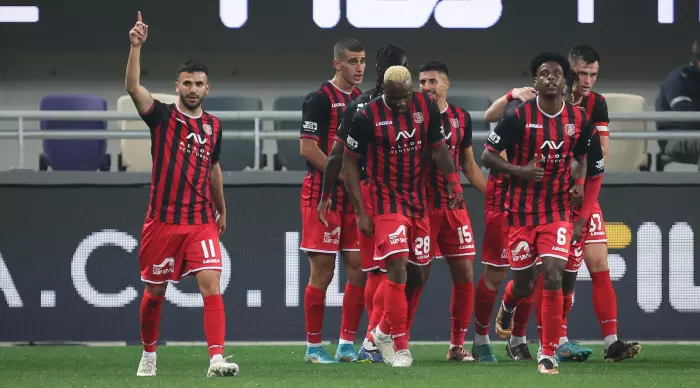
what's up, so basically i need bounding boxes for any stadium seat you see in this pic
[117,93,179,172]
[273,95,308,171]
[600,93,648,172]
[447,95,493,166]
[203,95,264,171]
[39,94,110,171]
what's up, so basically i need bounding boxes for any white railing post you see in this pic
[17,116,25,169]
[253,117,261,170]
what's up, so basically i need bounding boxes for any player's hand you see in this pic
[357,212,374,237]
[572,217,586,244]
[569,183,584,205]
[447,181,464,210]
[512,87,537,101]
[215,211,227,236]
[317,197,332,227]
[519,157,545,181]
[129,11,149,47]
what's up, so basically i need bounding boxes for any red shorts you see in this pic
[428,207,476,259]
[139,218,222,284]
[583,202,607,245]
[566,202,607,272]
[300,206,359,253]
[481,210,509,267]
[360,182,385,272]
[372,214,432,266]
[506,221,572,270]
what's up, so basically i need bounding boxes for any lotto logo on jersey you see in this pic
[488,131,501,144]
[303,121,318,132]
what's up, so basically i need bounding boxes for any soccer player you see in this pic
[299,38,366,363]
[319,43,409,363]
[343,66,463,368]
[553,44,641,362]
[482,52,592,375]
[126,12,238,377]
[418,61,487,362]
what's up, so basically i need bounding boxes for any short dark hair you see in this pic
[375,43,408,94]
[530,52,571,78]
[568,44,601,64]
[176,60,209,78]
[419,61,449,77]
[334,38,365,59]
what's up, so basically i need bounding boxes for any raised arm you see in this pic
[125,11,154,114]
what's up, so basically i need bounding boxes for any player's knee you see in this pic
[386,256,408,283]
[541,267,563,290]
[144,283,167,297]
[449,259,473,283]
[584,245,609,273]
[195,270,222,297]
[483,265,507,290]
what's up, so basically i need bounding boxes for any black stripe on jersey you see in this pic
[189,118,207,225]
[161,118,185,222]
[376,106,391,215]
[524,103,539,226]
[149,120,167,219]
[542,110,555,224]
[499,175,509,213]
[559,105,577,221]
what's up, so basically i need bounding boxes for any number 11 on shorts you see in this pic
[201,239,217,258]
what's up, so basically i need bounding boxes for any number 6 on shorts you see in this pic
[557,227,567,246]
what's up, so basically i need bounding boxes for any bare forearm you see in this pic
[300,141,328,172]
[600,136,609,160]
[125,45,152,113]
[462,161,486,193]
[482,151,523,177]
[571,157,587,180]
[209,165,226,215]
[342,155,366,215]
[485,95,509,123]
[321,143,344,196]
[435,146,457,176]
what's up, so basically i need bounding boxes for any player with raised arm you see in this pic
[319,43,409,364]
[127,12,238,378]
[299,38,366,363]
[418,61,487,362]
[482,53,592,375]
[551,44,641,362]
[343,66,463,368]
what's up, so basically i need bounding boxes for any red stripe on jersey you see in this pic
[427,104,468,209]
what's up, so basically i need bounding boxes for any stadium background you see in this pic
[0,0,699,344]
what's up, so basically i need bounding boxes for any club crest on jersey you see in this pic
[450,118,459,128]
[565,124,575,136]
[203,124,213,135]
[413,112,424,124]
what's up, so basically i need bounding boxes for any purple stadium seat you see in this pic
[39,94,110,171]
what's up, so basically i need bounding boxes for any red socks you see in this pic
[562,292,573,338]
[405,284,425,333]
[502,280,519,311]
[450,282,473,346]
[339,283,365,342]
[382,281,408,350]
[591,270,618,337]
[512,283,535,337]
[140,290,164,352]
[473,277,498,336]
[203,294,226,358]
[541,289,563,357]
[367,280,386,337]
[364,272,385,322]
[304,285,326,345]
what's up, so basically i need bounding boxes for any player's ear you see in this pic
[333,58,342,72]
[444,77,451,90]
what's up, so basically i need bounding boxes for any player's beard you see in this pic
[181,94,204,110]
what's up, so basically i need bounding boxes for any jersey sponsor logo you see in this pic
[565,123,576,136]
[302,121,318,132]
[389,225,408,245]
[376,120,393,126]
[395,128,417,140]
[331,102,345,108]
[551,245,568,254]
[323,227,341,244]
[346,135,359,150]
[186,132,208,145]
[526,123,543,129]
[595,158,605,171]
[152,257,175,276]
[413,112,424,124]
[540,140,564,150]
[511,241,531,261]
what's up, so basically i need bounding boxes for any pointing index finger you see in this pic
[137,11,142,22]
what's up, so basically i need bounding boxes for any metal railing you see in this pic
[1,110,700,170]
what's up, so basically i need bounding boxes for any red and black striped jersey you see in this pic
[299,81,361,212]
[345,92,447,218]
[140,100,222,225]
[485,173,509,213]
[573,91,609,137]
[426,104,472,209]
[485,98,594,227]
